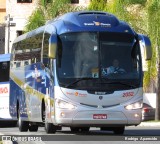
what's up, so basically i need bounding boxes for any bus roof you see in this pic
[13,11,136,44]
[0,53,11,62]
[49,11,135,35]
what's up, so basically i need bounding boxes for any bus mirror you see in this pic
[49,35,57,59]
[138,34,152,60]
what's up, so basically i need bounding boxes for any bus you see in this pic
[0,54,17,125]
[9,11,152,134]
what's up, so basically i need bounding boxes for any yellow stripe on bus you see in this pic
[10,72,54,121]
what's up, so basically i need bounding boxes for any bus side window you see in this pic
[0,61,10,82]
[16,62,21,68]
[43,33,50,68]
[24,61,29,66]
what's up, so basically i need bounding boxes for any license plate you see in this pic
[93,114,107,119]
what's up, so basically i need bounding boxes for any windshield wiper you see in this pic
[96,81,137,88]
[65,77,93,88]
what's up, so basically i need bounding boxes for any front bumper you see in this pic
[53,109,142,127]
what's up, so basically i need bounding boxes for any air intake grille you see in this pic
[79,12,108,16]
[80,103,98,108]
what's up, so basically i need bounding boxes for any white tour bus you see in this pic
[9,11,152,134]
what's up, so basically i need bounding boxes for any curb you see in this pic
[139,122,160,127]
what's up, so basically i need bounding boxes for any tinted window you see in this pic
[0,61,10,82]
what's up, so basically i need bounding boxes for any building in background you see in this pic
[5,0,38,54]
[0,0,6,54]
[4,0,91,54]
[0,0,6,23]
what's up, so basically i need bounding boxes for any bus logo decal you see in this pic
[123,92,134,97]
[84,21,111,27]
[75,92,79,96]
[0,84,9,96]
[0,87,8,94]
[99,96,103,100]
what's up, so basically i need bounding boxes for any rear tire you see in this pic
[18,107,29,132]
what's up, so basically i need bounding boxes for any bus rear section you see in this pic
[0,54,17,126]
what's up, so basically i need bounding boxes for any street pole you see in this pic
[8,14,10,53]
[155,30,160,120]
[156,66,160,120]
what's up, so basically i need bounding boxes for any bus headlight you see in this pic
[125,100,143,110]
[56,99,77,109]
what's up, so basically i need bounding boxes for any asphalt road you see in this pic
[0,126,160,136]
[0,125,160,144]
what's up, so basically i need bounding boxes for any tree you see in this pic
[88,0,145,33]
[88,0,107,11]
[25,0,85,32]
[25,8,45,32]
[147,0,160,120]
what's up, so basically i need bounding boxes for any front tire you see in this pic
[42,100,57,134]
[45,122,56,134]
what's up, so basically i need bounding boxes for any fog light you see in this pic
[134,114,139,118]
[60,112,65,117]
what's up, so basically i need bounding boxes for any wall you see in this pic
[0,24,5,54]
[0,0,6,23]
[5,0,38,53]
[0,0,6,53]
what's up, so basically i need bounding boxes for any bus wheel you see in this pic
[29,124,38,132]
[18,117,29,132]
[41,100,45,122]
[113,127,125,135]
[45,122,56,134]
[18,109,29,132]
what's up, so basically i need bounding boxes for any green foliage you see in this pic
[25,8,45,31]
[88,0,107,11]
[46,0,71,19]
[25,0,85,32]
[143,0,160,91]
[124,0,147,5]
[105,0,131,21]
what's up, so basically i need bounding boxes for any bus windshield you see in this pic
[57,32,142,91]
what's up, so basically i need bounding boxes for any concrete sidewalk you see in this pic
[139,122,160,127]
